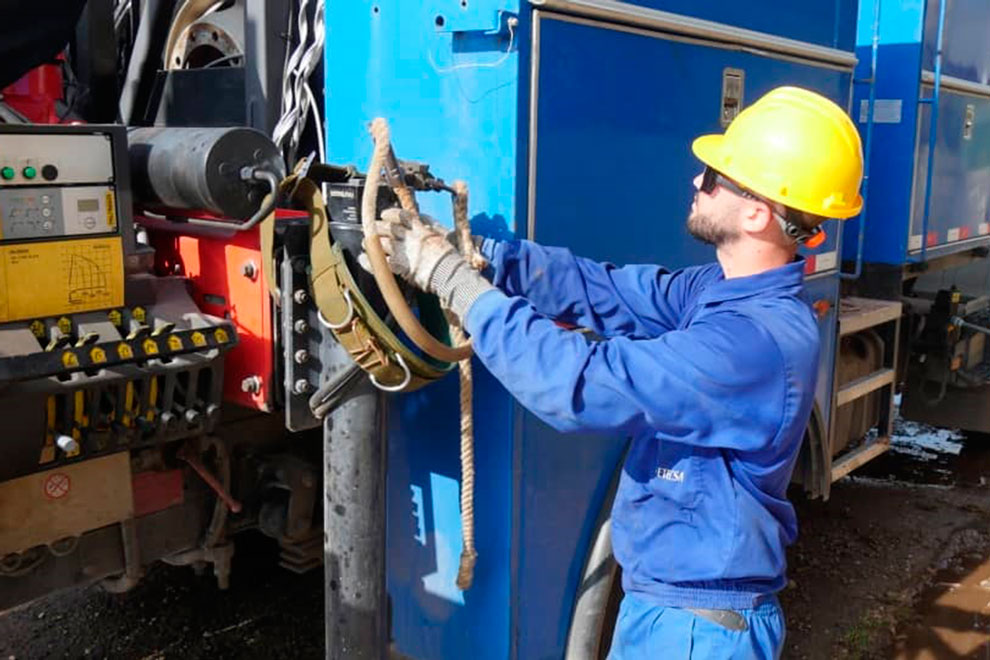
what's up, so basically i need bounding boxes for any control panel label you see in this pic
[0,236,124,322]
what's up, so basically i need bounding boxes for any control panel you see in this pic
[0,133,113,186]
[0,185,116,240]
[0,125,132,322]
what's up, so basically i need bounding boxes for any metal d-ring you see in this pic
[369,352,412,392]
[318,288,355,330]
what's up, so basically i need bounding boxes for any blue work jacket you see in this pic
[464,239,821,610]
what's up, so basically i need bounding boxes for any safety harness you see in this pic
[259,163,456,393]
[259,142,483,589]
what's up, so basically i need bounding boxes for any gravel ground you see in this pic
[2,419,989,659]
[0,534,324,660]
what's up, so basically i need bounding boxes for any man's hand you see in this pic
[366,207,494,319]
[370,208,455,292]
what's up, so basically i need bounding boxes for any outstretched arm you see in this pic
[464,288,787,451]
[480,238,714,338]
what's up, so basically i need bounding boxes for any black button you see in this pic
[41,165,58,181]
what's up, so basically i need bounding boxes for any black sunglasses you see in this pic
[701,165,743,197]
[698,166,825,247]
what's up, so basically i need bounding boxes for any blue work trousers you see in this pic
[607,594,785,659]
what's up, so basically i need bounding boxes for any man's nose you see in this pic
[692,173,703,191]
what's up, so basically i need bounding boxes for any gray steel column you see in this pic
[324,379,387,659]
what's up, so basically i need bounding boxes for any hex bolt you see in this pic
[294,319,310,334]
[205,404,221,423]
[293,289,309,305]
[293,378,311,394]
[160,411,176,430]
[241,261,258,280]
[241,375,262,394]
[184,409,201,425]
[55,434,79,454]
[294,349,310,364]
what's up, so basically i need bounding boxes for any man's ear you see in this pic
[739,199,774,234]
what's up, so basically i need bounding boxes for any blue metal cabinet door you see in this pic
[528,14,852,269]
[909,85,990,258]
[512,12,853,657]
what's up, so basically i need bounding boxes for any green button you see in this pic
[22,166,36,179]
[0,167,13,180]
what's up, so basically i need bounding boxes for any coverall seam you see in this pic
[720,454,742,581]
[721,316,789,580]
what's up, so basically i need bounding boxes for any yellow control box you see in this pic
[0,126,129,323]
[0,236,125,322]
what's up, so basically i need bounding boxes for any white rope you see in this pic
[449,181,485,591]
[364,121,483,590]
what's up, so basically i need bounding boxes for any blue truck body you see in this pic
[326,1,860,656]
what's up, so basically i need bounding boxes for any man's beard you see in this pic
[686,209,740,247]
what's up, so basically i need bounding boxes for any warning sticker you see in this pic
[0,236,124,322]
[0,453,132,556]
[859,99,903,124]
[43,472,71,499]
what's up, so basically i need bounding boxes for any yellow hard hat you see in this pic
[692,86,863,220]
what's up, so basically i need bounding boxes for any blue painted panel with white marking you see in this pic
[327,3,519,658]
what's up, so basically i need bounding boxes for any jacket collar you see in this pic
[697,256,807,306]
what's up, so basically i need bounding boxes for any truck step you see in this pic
[831,436,891,482]
[839,297,903,336]
[836,368,895,406]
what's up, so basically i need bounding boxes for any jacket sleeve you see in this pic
[464,288,787,452]
[480,238,708,338]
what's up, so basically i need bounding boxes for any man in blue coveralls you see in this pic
[373,86,864,657]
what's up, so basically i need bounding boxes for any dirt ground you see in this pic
[782,429,990,660]
[2,419,990,659]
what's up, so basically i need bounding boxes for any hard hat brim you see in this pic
[691,134,724,172]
